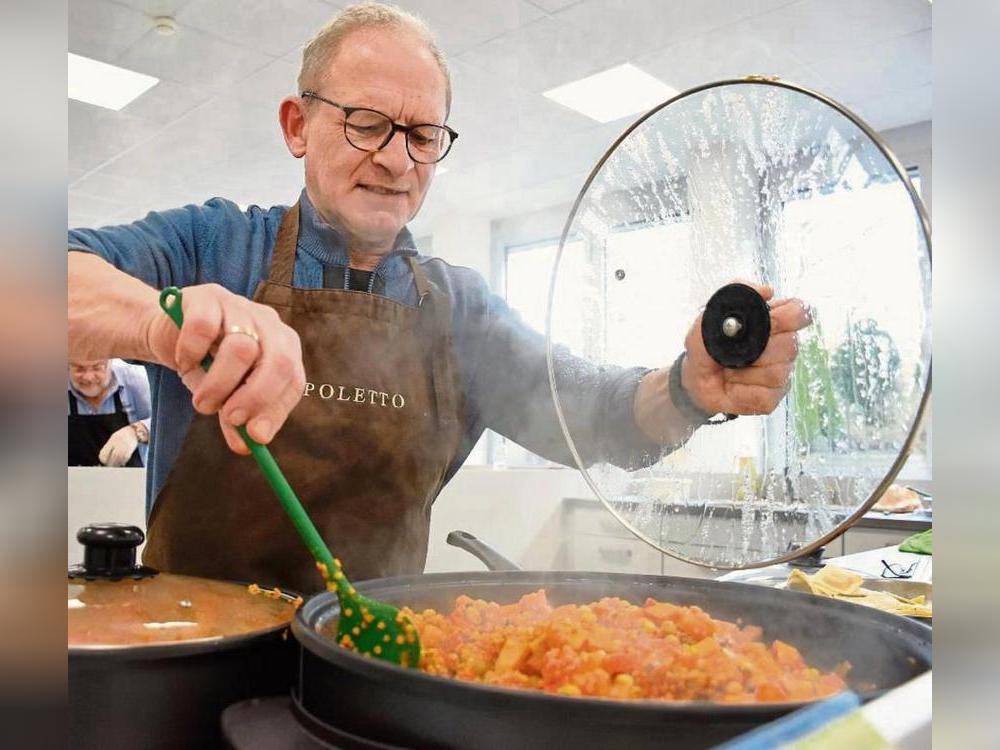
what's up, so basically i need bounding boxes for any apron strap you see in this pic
[410,256,433,303]
[69,390,125,415]
[267,203,301,287]
[407,257,459,431]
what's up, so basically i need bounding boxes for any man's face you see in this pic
[70,360,112,397]
[300,28,448,250]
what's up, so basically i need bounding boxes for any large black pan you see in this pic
[290,533,931,750]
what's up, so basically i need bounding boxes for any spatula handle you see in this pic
[158,287,345,592]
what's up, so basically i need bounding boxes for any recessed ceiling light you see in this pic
[543,63,678,124]
[68,53,159,111]
[153,17,178,36]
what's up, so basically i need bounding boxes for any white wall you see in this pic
[426,467,591,572]
[428,211,492,280]
[68,467,147,564]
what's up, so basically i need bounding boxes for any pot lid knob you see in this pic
[701,283,772,368]
[68,523,158,581]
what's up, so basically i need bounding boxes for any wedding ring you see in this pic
[226,325,260,344]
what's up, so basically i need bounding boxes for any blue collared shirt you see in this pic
[69,190,660,516]
[68,358,152,464]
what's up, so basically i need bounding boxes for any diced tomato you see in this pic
[394,591,848,704]
[755,682,790,702]
[602,651,639,675]
[772,640,804,668]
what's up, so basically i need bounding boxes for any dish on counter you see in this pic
[786,567,932,618]
[872,484,924,513]
[390,590,848,703]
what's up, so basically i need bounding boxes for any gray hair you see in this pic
[297,2,452,115]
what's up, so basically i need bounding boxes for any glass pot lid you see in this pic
[68,524,300,649]
[546,79,931,570]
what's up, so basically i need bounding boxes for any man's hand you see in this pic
[98,424,139,467]
[143,283,306,455]
[683,284,811,416]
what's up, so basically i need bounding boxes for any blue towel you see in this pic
[712,691,862,749]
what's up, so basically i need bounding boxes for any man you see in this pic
[68,3,808,591]
[68,358,150,467]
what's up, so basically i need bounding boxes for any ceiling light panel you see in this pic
[68,52,159,111]
[543,63,678,123]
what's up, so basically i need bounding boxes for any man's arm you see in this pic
[464,278,809,471]
[69,252,166,363]
[632,367,701,446]
[464,285,673,470]
[69,204,306,452]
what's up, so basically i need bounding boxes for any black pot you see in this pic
[289,533,931,750]
[70,630,295,750]
[68,524,298,750]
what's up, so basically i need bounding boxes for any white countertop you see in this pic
[718,544,931,583]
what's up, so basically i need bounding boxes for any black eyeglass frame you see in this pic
[300,91,458,164]
[880,559,918,579]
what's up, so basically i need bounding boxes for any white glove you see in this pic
[98,424,139,467]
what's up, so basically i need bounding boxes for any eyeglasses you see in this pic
[70,362,109,377]
[301,91,458,164]
[880,559,918,579]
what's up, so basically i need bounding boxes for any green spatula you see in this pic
[158,287,421,667]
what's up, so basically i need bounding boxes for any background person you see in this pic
[68,358,151,467]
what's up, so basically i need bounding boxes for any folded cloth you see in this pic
[899,529,932,555]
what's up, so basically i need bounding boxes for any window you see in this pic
[498,238,583,467]
[496,164,930,480]
[778,163,931,481]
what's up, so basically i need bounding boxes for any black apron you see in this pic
[68,390,143,467]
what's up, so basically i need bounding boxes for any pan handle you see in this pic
[446,531,521,572]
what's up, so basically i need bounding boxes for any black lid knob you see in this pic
[701,283,772,368]
[69,523,158,581]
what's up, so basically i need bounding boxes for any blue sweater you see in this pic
[69,191,660,515]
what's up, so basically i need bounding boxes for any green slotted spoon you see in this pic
[158,287,421,667]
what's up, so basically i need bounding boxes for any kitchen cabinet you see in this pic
[562,498,884,579]
[826,535,846,557]
[563,499,715,578]
[569,535,662,575]
[661,553,719,579]
[564,499,657,574]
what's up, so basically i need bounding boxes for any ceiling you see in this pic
[68,0,932,236]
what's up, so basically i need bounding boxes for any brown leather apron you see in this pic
[143,203,463,591]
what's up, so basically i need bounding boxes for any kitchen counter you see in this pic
[854,508,932,532]
[564,495,931,524]
[563,496,931,534]
[717,543,932,584]
[562,495,931,571]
